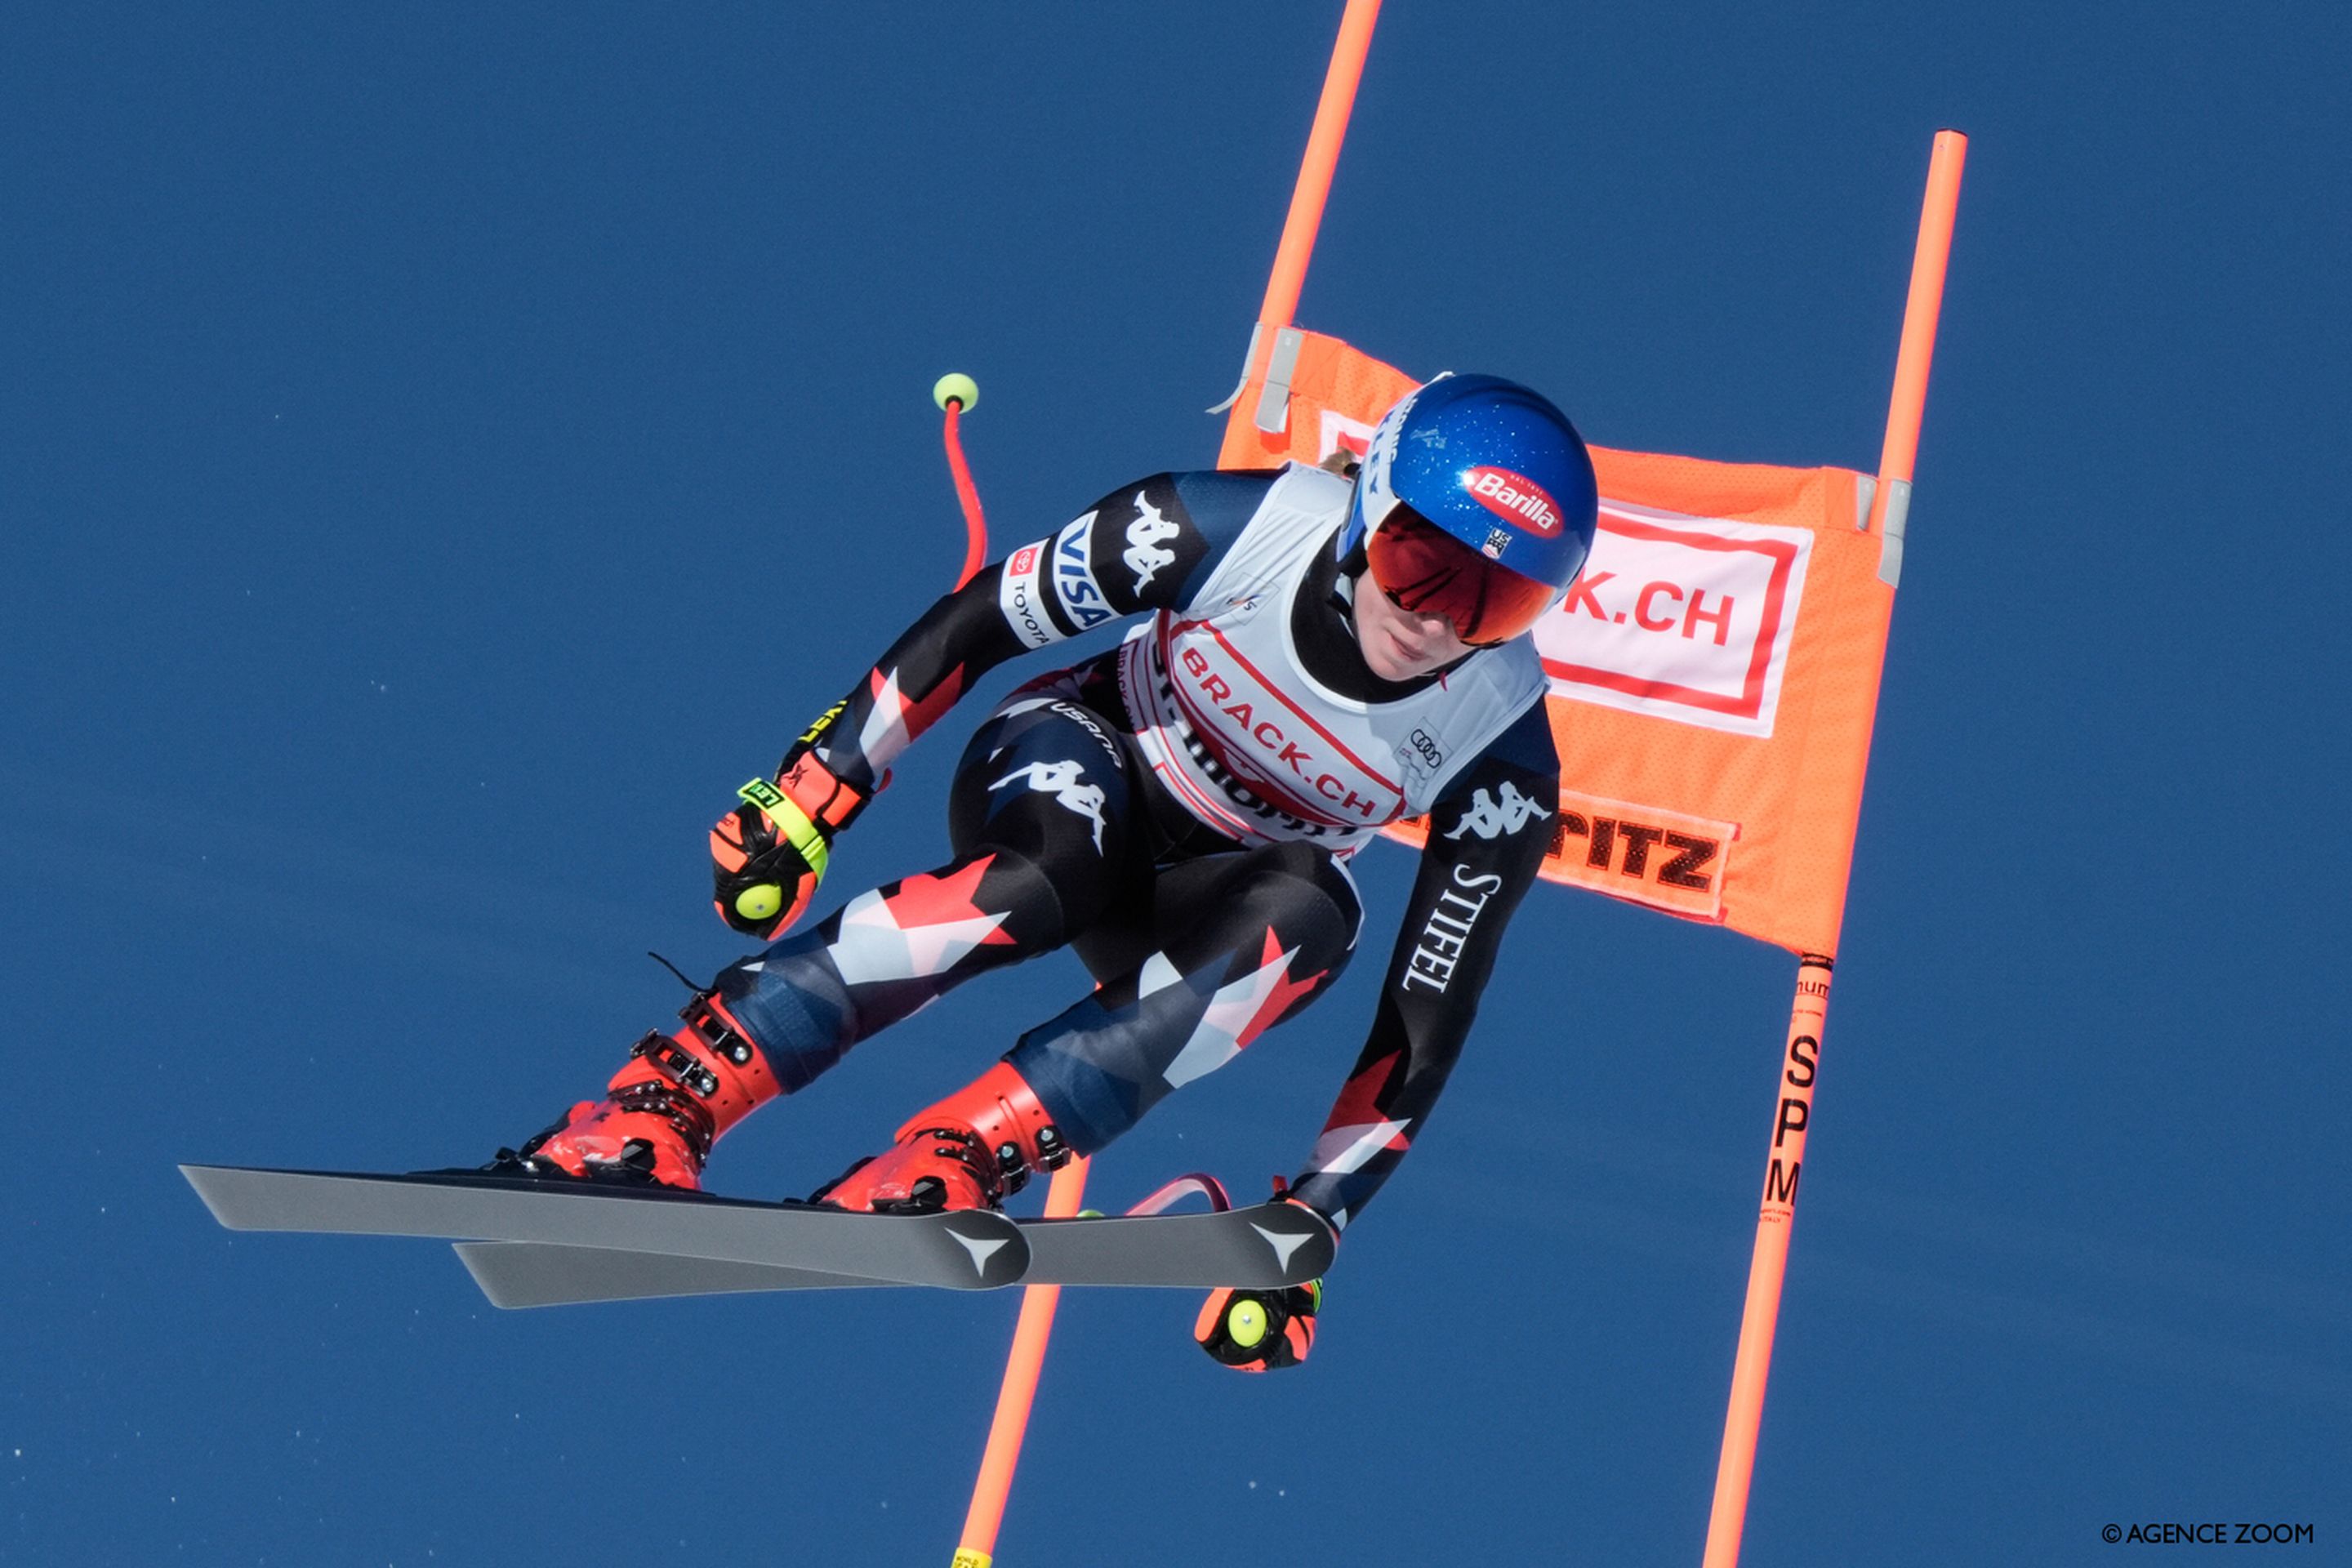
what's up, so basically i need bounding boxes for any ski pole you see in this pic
[934,372,989,589]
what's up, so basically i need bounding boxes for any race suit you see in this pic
[714,463,1560,1230]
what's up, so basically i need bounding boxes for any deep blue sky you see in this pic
[7,4,2345,1564]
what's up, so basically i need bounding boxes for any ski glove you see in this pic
[710,725,872,940]
[1195,1280,1322,1373]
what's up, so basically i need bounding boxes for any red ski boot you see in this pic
[814,1062,1071,1214]
[492,991,782,1190]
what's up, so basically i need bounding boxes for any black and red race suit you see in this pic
[713,463,1558,1231]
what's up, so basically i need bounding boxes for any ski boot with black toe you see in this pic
[813,1061,1071,1214]
[488,991,781,1191]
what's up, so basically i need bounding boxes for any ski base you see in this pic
[443,1200,1337,1307]
[180,1164,1027,1291]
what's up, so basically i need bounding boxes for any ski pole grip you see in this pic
[737,777,831,881]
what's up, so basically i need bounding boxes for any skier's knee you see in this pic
[950,842,1083,947]
[1233,843,1364,962]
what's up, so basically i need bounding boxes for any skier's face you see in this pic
[1352,568,1473,679]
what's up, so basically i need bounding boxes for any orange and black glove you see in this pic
[1195,1279,1322,1373]
[710,721,873,940]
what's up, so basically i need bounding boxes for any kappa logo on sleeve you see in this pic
[1051,510,1115,630]
[1123,492,1181,593]
[1443,781,1548,840]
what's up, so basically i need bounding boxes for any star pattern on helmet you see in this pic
[1160,929,1326,1089]
[1306,1049,1414,1177]
[826,857,1017,987]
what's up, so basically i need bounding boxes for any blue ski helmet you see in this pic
[1340,372,1600,600]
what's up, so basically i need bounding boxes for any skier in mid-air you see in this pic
[494,374,1595,1370]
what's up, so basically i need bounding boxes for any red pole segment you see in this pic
[941,395,990,590]
[951,1158,1093,1568]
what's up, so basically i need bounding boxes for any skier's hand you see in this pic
[710,747,870,940]
[1195,1280,1322,1373]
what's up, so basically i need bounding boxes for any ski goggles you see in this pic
[1365,508,1557,646]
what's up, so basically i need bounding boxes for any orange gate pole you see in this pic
[951,1157,1093,1568]
[948,10,1388,1564]
[1255,0,1382,337]
[1699,129,1966,1568]
[1699,956,1833,1566]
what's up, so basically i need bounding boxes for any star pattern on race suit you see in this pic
[989,759,1108,852]
[1160,929,1326,1089]
[857,663,965,773]
[1306,1049,1414,1177]
[825,857,1018,987]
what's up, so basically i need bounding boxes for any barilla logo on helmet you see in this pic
[1463,466,1564,537]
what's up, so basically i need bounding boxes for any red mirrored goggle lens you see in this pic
[1365,510,1557,645]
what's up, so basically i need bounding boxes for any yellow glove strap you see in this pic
[737,778,829,882]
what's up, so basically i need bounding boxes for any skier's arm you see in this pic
[1287,702,1560,1229]
[711,471,1275,936]
[793,470,1272,791]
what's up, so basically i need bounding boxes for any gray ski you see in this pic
[1020,1201,1334,1289]
[435,1200,1337,1308]
[454,1241,889,1308]
[180,1164,1027,1291]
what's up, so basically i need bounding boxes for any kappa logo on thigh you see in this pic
[990,760,1109,852]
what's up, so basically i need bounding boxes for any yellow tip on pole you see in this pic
[933,372,981,412]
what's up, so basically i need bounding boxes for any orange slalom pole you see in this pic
[1248,0,1381,360]
[1701,131,1967,1568]
[950,1155,1092,1568]
[1699,957,1832,1568]
[1865,130,1968,537]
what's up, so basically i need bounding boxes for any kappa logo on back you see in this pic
[1123,492,1179,592]
[1463,466,1563,537]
